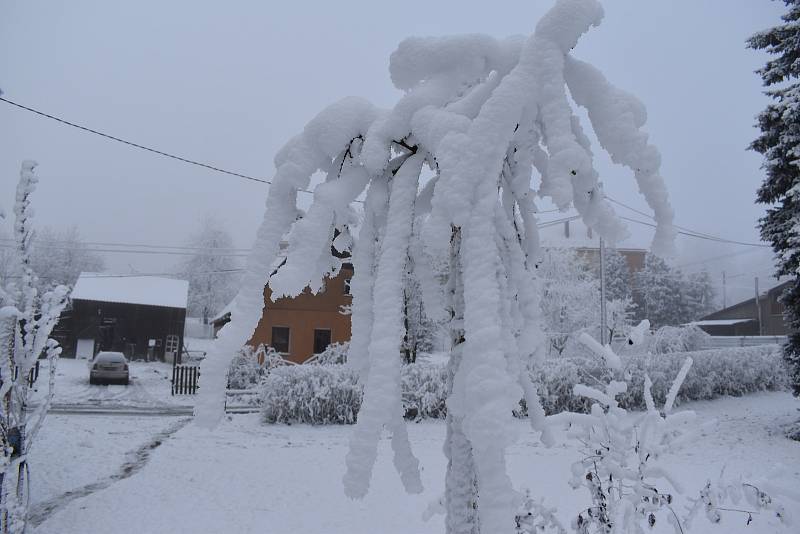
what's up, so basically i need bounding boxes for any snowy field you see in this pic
[30,392,800,534]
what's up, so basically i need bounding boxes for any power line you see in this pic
[81,269,244,278]
[0,237,250,253]
[0,243,248,258]
[606,196,769,248]
[0,96,273,186]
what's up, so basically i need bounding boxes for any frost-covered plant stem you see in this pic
[0,162,69,534]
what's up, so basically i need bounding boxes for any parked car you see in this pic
[89,351,130,385]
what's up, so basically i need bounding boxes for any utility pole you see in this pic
[599,237,608,344]
[755,277,763,336]
[722,270,727,309]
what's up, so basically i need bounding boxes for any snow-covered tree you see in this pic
[539,248,599,354]
[0,161,69,533]
[684,269,716,320]
[28,225,104,293]
[196,1,675,532]
[603,248,632,302]
[634,254,684,328]
[178,214,241,323]
[748,1,800,395]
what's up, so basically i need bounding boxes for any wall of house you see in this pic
[248,266,353,363]
[66,299,185,361]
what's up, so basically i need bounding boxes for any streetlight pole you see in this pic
[600,236,608,345]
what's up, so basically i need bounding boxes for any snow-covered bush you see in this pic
[0,161,70,533]
[227,346,269,390]
[261,362,449,424]
[649,325,710,354]
[401,362,449,420]
[312,341,349,365]
[530,345,787,415]
[261,345,787,424]
[261,365,362,425]
[550,355,696,534]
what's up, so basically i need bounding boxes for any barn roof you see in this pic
[71,273,189,309]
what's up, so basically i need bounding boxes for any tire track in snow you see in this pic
[28,417,191,528]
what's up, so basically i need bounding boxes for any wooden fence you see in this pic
[171,364,199,395]
[1,360,40,388]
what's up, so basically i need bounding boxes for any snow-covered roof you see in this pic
[71,273,189,309]
[689,319,755,327]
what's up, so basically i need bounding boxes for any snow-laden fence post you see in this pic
[194,1,676,531]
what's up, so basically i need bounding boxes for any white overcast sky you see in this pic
[0,0,787,302]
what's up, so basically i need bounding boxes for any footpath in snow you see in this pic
[31,392,800,534]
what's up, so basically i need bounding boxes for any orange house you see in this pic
[213,263,353,364]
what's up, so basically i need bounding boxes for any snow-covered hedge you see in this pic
[532,345,788,415]
[261,362,447,424]
[261,365,362,425]
[260,345,787,424]
[400,362,449,420]
[648,325,711,354]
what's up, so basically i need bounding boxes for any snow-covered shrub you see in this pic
[312,341,349,365]
[649,325,710,354]
[261,362,449,424]
[549,355,696,534]
[1,161,70,533]
[261,365,362,425]
[227,346,268,390]
[683,473,793,530]
[401,362,449,420]
[529,345,786,415]
[618,345,787,409]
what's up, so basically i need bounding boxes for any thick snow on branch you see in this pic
[565,56,676,255]
[203,1,677,531]
[196,98,381,429]
[344,154,424,498]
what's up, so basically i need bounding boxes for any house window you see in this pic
[343,278,351,295]
[271,326,290,353]
[313,329,332,354]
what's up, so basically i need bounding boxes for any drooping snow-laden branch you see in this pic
[196,0,675,531]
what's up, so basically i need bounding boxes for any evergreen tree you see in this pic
[539,248,599,354]
[683,269,716,320]
[635,254,684,328]
[748,1,800,395]
[603,248,632,301]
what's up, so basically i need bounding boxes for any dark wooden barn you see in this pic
[693,279,793,336]
[61,273,189,362]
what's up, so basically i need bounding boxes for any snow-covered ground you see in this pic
[30,392,800,534]
[37,358,193,408]
[28,415,183,522]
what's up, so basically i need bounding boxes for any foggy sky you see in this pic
[0,1,786,304]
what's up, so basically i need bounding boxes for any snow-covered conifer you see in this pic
[748,1,800,395]
[196,1,675,531]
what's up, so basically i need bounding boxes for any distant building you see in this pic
[61,273,188,362]
[212,264,353,364]
[692,280,792,336]
[539,216,647,274]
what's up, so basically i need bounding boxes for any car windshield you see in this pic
[94,352,126,363]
